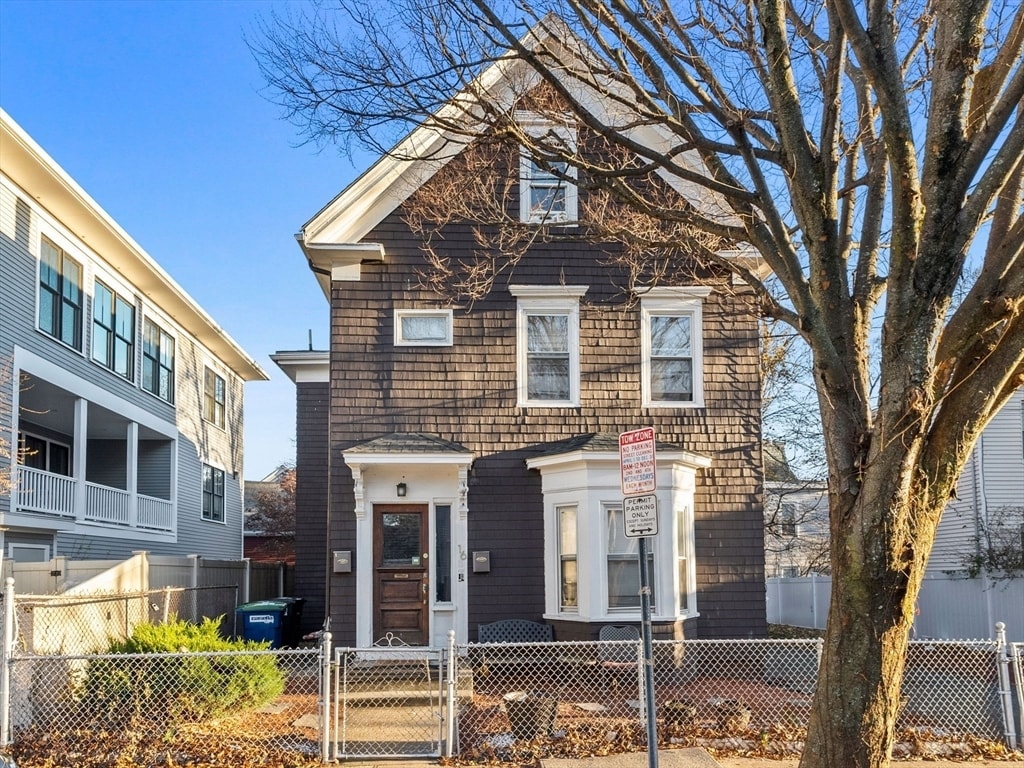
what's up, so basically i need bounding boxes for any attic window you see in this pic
[517,114,578,224]
[395,309,453,346]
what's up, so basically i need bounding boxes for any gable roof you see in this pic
[0,110,267,382]
[297,16,745,298]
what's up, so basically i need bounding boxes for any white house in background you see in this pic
[763,441,829,577]
[0,110,268,564]
[928,388,1024,577]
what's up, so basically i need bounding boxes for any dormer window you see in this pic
[517,114,578,224]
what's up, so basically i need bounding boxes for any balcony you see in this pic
[15,465,174,532]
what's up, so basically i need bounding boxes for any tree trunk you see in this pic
[800,466,930,768]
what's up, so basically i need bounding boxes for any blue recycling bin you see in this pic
[236,598,305,648]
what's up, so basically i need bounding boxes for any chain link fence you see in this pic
[1,612,1020,764]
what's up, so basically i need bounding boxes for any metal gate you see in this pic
[332,635,446,759]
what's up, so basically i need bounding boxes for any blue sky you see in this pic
[1,0,367,478]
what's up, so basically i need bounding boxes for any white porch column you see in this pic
[73,397,88,521]
[126,421,138,527]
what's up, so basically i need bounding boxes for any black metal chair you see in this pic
[598,624,640,694]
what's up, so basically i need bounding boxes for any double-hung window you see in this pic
[510,285,586,407]
[641,287,710,407]
[201,464,225,522]
[142,318,175,402]
[203,367,226,428]
[92,281,135,379]
[38,237,83,350]
[558,505,578,611]
[606,504,655,610]
[517,113,578,224]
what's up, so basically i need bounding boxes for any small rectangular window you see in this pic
[558,505,578,610]
[92,281,135,379]
[203,367,226,428]
[395,310,453,346]
[202,464,225,522]
[38,237,83,350]
[142,319,175,403]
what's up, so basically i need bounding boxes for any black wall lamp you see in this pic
[397,482,408,497]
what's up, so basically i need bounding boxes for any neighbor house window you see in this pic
[606,505,655,610]
[38,237,83,350]
[395,309,453,346]
[203,367,225,428]
[510,285,586,407]
[142,319,175,402]
[641,287,710,407]
[202,464,225,522]
[517,113,578,224]
[558,505,578,611]
[92,281,135,379]
[780,503,799,537]
[18,432,70,476]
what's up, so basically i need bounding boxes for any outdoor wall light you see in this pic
[397,482,407,497]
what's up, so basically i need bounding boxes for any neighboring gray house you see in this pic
[763,441,829,577]
[0,110,268,563]
[928,387,1024,577]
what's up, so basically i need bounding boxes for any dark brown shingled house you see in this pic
[273,24,767,648]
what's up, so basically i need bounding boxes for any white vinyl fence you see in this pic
[767,574,1024,641]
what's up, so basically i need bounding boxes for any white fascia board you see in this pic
[343,452,475,468]
[527,448,711,472]
[0,110,267,382]
[270,350,330,384]
[299,240,387,298]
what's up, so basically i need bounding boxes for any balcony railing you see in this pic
[14,466,173,532]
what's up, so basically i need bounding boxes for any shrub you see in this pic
[82,617,285,725]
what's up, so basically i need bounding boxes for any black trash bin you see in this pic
[236,598,305,648]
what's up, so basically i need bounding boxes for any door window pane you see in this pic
[382,513,421,566]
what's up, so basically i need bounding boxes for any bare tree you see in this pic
[252,2,1024,766]
[246,468,297,560]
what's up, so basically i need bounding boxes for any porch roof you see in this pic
[345,432,472,455]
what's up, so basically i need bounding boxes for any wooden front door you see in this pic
[373,505,429,645]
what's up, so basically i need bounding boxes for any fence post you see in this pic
[446,629,457,758]
[0,577,15,746]
[320,631,333,763]
[995,622,1018,749]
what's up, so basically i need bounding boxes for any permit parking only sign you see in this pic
[624,494,658,538]
[619,427,656,496]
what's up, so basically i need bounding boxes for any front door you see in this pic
[373,505,429,645]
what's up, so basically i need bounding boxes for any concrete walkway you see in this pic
[339,749,721,767]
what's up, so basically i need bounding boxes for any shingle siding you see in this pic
[307,193,766,640]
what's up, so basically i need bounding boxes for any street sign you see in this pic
[619,427,656,496]
[624,494,658,538]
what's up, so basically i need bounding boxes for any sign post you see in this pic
[619,428,659,767]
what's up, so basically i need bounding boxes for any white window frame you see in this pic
[640,287,711,408]
[517,113,578,225]
[8,543,51,563]
[510,285,587,408]
[394,309,453,346]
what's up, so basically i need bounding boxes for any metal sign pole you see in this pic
[638,536,658,767]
